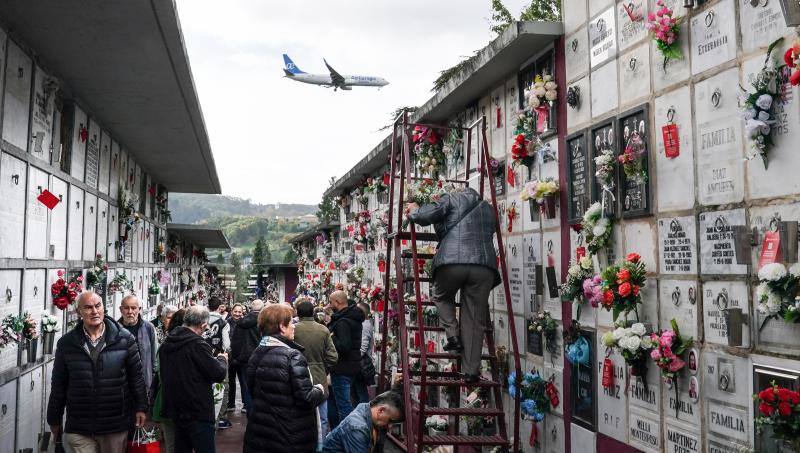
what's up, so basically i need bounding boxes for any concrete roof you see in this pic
[324,21,562,197]
[167,223,231,249]
[0,0,220,193]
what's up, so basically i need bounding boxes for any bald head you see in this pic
[251,299,265,311]
[77,291,104,328]
[329,290,348,311]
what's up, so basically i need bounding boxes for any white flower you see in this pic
[529,96,541,108]
[544,81,557,91]
[745,119,766,139]
[542,74,552,83]
[601,331,616,347]
[630,323,646,336]
[623,335,641,352]
[612,327,627,341]
[759,263,787,282]
[640,336,654,349]
[545,90,557,101]
[756,282,771,302]
[758,302,768,315]
[593,217,610,237]
[757,110,771,122]
[743,108,756,121]
[789,262,800,277]
[584,202,602,220]
[756,94,773,111]
[568,264,582,277]
[533,86,546,97]
[580,256,593,270]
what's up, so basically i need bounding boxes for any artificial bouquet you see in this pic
[582,202,612,254]
[510,110,539,168]
[507,371,559,422]
[346,265,365,284]
[412,126,446,176]
[599,253,646,322]
[108,272,133,294]
[527,74,557,132]
[619,130,647,184]
[645,0,682,62]
[148,279,161,296]
[424,415,448,433]
[85,254,108,289]
[651,319,693,416]
[785,37,800,86]
[20,312,38,341]
[364,173,390,194]
[158,270,172,286]
[519,178,559,204]
[601,322,653,380]
[0,314,19,349]
[755,382,800,451]
[756,262,800,328]
[41,313,59,334]
[405,177,458,206]
[742,38,785,168]
[51,270,83,310]
[529,311,559,362]
[561,256,595,315]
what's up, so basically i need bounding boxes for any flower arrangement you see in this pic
[742,38,785,168]
[519,178,559,204]
[412,126,446,176]
[41,313,59,334]
[506,202,518,233]
[363,173,390,194]
[85,254,108,289]
[651,319,693,415]
[594,147,615,190]
[424,415,448,432]
[756,262,800,327]
[405,177,457,206]
[0,314,19,349]
[507,371,559,421]
[529,311,559,359]
[601,322,653,378]
[158,270,172,286]
[108,272,133,294]
[20,312,38,340]
[619,130,647,184]
[527,74,558,109]
[582,202,612,254]
[560,256,595,307]
[346,265,365,284]
[755,382,800,451]
[148,279,161,296]
[510,110,538,168]
[599,253,646,321]
[51,270,83,310]
[645,0,682,62]
[582,274,604,308]
[785,37,800,86]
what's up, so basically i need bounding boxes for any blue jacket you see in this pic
[323,402,372,453]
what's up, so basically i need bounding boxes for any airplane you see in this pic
[282,54,389,91]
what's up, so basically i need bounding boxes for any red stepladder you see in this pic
[377,109,523,453]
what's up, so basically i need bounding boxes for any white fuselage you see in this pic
[290,73,388,88]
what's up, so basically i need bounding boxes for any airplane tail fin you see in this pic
[282,54,305,75]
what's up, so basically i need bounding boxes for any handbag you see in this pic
[361,352,376,386]
[126,427,161,453]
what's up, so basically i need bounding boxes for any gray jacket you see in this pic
[360,317,374,356]
[410,188,501,287]
[119,316,157,395]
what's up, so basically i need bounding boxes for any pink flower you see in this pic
[668,358,686,373]
[647,12,656,22]
[660,331,675,347]
[650,349,661,360]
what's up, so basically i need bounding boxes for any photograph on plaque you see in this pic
[527,318,544,355]
[590,120,618,218]
[571,330,596,429]
[566,130,590,224]
[493,159,506,197]
[617,104,651,218]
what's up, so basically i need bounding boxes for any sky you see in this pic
[175,0,531,205]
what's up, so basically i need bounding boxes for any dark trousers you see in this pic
[228,363,251,411]
[174,418,216,453]
[351,374,370,405]
[431,264,494,375]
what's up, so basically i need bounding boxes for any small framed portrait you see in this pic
[688,376,699,403]
[688,349,698,375]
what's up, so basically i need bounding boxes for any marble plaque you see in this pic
[664,421,701,453]
[690,0,737,75]
[698,209,747,274]
[570,423,596,452]
[566,27,590,82]
[85,120,100,188]
[564,0,587,36]
[744,52,800,199]
[694,68,744,206]
[617,0,648,52]
[0,153,26,259]
[2,41,32,152]
[109,140,120,199]
[566,76,591,127]
[628,351,661,413]
[748,202,800,264]
[31,65,54,161]
[49,177,68,260]
[654,86,695,211]
[542,231,562,318]
[703,351,751,406]
[82,194,98,261]
[707,439,749,453]
[66,185,84,260]
[590,7,617,67]
[658,216,697,275]
[618,44,651,106]
[618,105,651,217]
[739,0,785,53]
[651,11,691,92]
[544,414,566,453]
[707,401,749,443]
[635,278,659,327]
[96,198,108,258]
[99,130,111,194]
[659,279,698,339]
[624,220,657,273]
[590,121,618,218]
[590,0,615,20]
[523,233,541,316]
[665,369,701,425]
[566,130,590,224]
[506,235,524,314]
[703,281,750,347]
[25,166,49,260]
[590,61,619,117]
[628,409,660,452]
[543,366,564,416]
[595,333,628,443]
[522,196,540,232]
[507,200,522,232]
[490,85,506,159]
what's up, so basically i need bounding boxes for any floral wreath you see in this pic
[582,202,612,254]
[507,371,559,423]
[412,126,446,176]
[599,253,646,322]
[742,38,786,168]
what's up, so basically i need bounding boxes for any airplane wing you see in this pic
[324,59,346,88]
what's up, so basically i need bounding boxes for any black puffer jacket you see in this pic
[244,335,325,453]
[328,304,365,376]
[158,326,228,422]
[46,318,147,435]
[231,310,260,366]
[410,187,501,287]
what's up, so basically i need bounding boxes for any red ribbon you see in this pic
[530,423,538,447]
[602,357,614,389]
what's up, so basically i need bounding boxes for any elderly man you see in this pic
[323,391,403,453]
[408,186,501,383]
[47,291,147,453]
[119,294,158,397]
[327,290,365,423]
[159,306,228,453]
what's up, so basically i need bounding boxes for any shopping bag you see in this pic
[127,427,161,453]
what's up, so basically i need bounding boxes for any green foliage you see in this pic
[490,0,515,35]
[283,248,298,263]
[215,253,225,265]
[432,52,480,92]
[252,236,267,268]
[169,193,316,224]
[518,0,561,22]
[316,177,339,225]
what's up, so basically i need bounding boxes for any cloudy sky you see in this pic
[175,0,531,205]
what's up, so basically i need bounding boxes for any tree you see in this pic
[283,248,298,263]
[215,253,225,264]
[490,0,561,34]
[230,252,248,302]
[264,243,273,264]
[316,177,339,225]
[490,0,515,35]
[252,236,267,269]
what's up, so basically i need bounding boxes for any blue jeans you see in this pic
[318,399,329,448]
[330,374,354,422]
[174,418,216,453]
[228,363,251,411]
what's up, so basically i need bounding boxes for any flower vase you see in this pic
[25,338,38,364]
[541,195,557,219]
[528,199,540,222]
[42,331,55,355]
[430,428,446,437]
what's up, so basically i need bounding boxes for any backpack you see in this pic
[204,316,227,355]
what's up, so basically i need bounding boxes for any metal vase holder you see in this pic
[23,338,38,364]
[42,331,55,355]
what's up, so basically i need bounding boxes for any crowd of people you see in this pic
[46,290,403,453]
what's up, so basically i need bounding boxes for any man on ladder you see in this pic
[408,186,501,384]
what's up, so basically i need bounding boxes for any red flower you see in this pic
[789,391,800,405]
[761,388,776,403]
[760,402,775,416]
[632,285,640,296]
[791,70,800,87]
[515,134,526,145]
[383,172,390,186]
[626,253,641,263]
[778,387,792,402]
[785,48,796,67]
[616,269,631,283]
[618,282,632,297]
[779,402,793,417]
[602,290,614,307]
